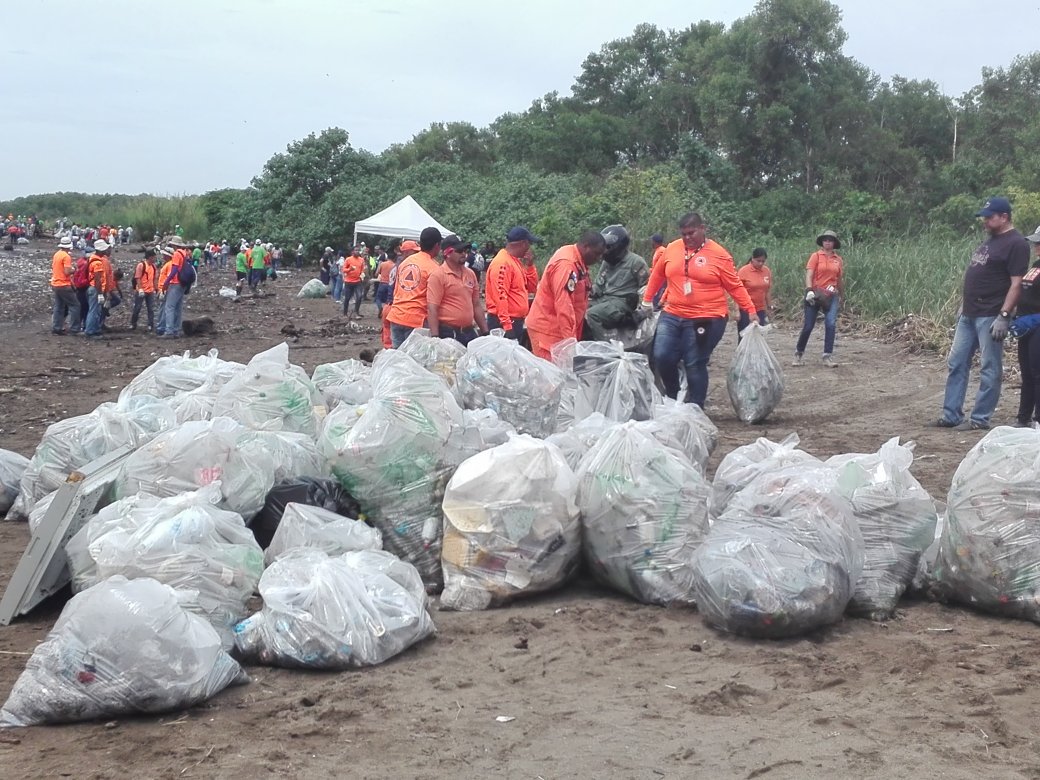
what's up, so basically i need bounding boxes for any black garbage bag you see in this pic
[249,477,362,549]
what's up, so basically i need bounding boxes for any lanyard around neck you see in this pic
[683,242,705,277]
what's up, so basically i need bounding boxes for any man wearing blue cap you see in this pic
[931,196,1029,431]
[484,226,540,340]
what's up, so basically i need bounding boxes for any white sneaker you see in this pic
[822,354,837,368]
[792,353,804,366]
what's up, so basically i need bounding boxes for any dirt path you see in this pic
[1,241,1037,779]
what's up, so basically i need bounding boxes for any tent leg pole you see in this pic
[352,231,357,248]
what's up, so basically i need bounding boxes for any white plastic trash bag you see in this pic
[265,502,382,565]
[826,438,937,619]
[321,351,463,587]
[571,342,659,422]
[709,433,817,519]
[727,322,784,423]
[456,336,568,437]
[114,417,325,521]
[448,408,517,463]
[577,423,711,605]
[0,448,29,515]
[634,406,712,475]
[311,359,373,408]
[0,576,247,727]
[441,435,580,610]
[297,278,328,298]
[234,549,435,669]
[211,342,323,435]
[692,464,863,639]
[399,328,467,388]
[121,349,243,401]
[11,395,177,519]
[933,426,1040,622]
[654,399,718,457]
[66,484,264,644]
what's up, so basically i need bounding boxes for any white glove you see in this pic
[804,289,816,305]
[96,293,106,305]
[640,300,654,311]
[136,291,144,300]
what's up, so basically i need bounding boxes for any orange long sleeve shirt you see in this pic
[643,238,755,318]
[484,249,536,331]
[525,244,590,341]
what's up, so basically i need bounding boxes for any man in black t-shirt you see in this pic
[932,196,1029,431]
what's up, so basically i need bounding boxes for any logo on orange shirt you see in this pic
[398,263,420,291]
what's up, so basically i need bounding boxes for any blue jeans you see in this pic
[942,315,1002,425]
[162,283,185,336]
[487,313,524,340]
[131,292,155,329]
[653,312,727,408]
[796,296,839,355]
[375,282,392,313]
[390,323,415,348]
[331,273,343,301]
[84,291,104,336]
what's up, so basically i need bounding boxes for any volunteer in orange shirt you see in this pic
[386,227,442,347]
[485,226,540,340]
[736,247,773,338]
[428,235,489,346]
[50,235,80,335]
[381,239,419,349]
[374,251,396,319]
[159,236,189,339]
[794,229,844,367]
[642,211,756,407]
[131,247,159,332]
[84,239,114,338]
[341,247,366,319]
[526,230,607,359]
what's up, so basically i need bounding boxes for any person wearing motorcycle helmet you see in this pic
[584,224,649,341]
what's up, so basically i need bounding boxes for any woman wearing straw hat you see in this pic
[793,229,844,368]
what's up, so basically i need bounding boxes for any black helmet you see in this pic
[600,224,630,263]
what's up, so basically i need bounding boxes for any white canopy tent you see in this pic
[352,195,454,247]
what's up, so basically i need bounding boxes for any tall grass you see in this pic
[107,196,208,241]
[724,233,975,349]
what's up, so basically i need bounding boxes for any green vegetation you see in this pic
[5,0,1039,336]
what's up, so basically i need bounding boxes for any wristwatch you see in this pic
[1000,310,1011,319]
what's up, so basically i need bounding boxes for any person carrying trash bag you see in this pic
[641,211,756,408]
[584,224,649,341]
[793,230,844,367]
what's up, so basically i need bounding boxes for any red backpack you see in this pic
[72,257,90,289]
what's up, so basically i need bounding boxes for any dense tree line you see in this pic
[8,0,1040,256]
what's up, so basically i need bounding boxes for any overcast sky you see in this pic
[4,0,1039,200]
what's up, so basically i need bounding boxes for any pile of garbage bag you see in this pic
[576,423,711,606]
[441,435,580,610]
[265,502,382,565]
[234,549,435,669]
[709,433,817,518]
[249,476,363,549]
[321,351,463,587]
[114,417,325,521]
[693,464,863,638]
[211,343,323,436]
[727,322,784,423]
[933,426,1040,622]
[0,576,246,726]
[65,484,263,644]
[571,342,659,422]
[456,336,568,437]
[10,394,177,519]
[311,359,373,409]
[545,413,618,471]
[0,448,29,515]
[399,328,467,388]
[827,438,938,619]
[449,408,516,463]
[297,278,329,298]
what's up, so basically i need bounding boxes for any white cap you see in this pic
[93,239,110,252]
[1027,225,1040,243]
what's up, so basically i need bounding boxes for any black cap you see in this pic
[651,233,664,244]
[441,234,468,252]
